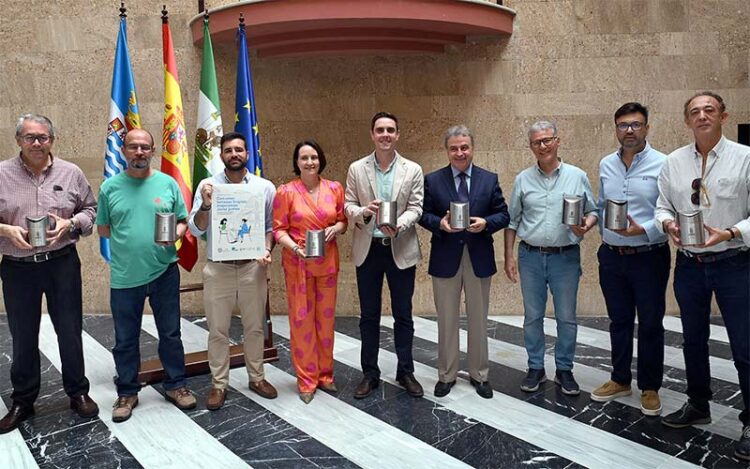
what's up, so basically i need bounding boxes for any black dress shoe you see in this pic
[736,425,750,461]
[661,401,711,428]
[70,393,99,418]
[354,376,379,399]
[434,380,456,398]
[0,403,34,434]
[470,378,493,399]
[397,373,424,398]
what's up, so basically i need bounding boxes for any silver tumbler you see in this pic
[305,229,325,258]
[154,212,177,243]
[26,215,49,247]
[678,211,706,246]
[561,195,584,226]
[377,201,398,230]
[605,199,628,231]
[449,202,470,230]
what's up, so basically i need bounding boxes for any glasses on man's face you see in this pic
[124,144,153,152]
[691,177,711,207]
[20,134,51,144]
[530,137,557,148]
[616,122,644,132]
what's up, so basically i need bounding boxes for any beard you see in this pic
[129,156,151,169]
[224,158,247,172]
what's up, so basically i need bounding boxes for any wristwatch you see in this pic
[68,218,77,235]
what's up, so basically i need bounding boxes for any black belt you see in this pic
[520,241,576,254]
[372,237,392,247]
[679,248,748,264]
[3,244,75,263]
[603,242,668,256]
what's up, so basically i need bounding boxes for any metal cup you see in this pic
[26,215,49,247]
[154,212,176,243]
[377,201,398,230]
[305,229,325,258]
[605,199,628,231]
[561,195,584,226]
[678,211,706,246]
[450,201,470,230]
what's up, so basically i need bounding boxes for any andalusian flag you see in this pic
[235,20,263,176]
[102,12,141,262]
[193,14,223,192]
[161,10,198,271]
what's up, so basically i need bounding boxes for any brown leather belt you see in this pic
[679,248,748,264]
[520,241,576,254]
[603,242,668,256]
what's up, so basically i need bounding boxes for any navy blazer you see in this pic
[419,164,509,278]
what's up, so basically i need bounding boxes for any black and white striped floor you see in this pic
[0,313,747,469]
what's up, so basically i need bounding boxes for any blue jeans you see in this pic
[674,250,750,425]
[518,243,581,371]
[598,244,670,390]
[110,263,186,396]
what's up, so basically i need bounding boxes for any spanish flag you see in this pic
[161,8,198,271]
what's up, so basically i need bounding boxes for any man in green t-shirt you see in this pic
[96,128,196,423]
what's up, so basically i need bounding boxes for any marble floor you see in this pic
[0,313,747,469]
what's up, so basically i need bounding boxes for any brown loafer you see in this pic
[206,388,226,411]
[397,373,424,398]
[70,393,99,418]
[249,379,278,399]
[0,403,34,434]
[112,395,138,423]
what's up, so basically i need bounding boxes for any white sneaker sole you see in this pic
[640,403,663,417]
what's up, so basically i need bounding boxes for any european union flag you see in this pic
[102,14,141,261]
[234,21,262,176]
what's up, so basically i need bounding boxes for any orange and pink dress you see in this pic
[272,178,347,393]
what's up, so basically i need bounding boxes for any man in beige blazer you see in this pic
[344,111,424,399]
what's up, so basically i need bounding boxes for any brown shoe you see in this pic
[249,379,278,399]
[397,373,424,398]
[641,390,662,416]
[70,393,99,418]
[206,388,226,411]
[299,392,315,404]
[591,380,632,403]
[0,403,34,434]
[112,395,138,423]
[354,376,379,399]
[318,382,338,393]
[165,387,197,410]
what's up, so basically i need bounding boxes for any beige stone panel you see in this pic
[458,60,512,96]
[513,1,577,37]
[0,19,41,54]
[658,32,720,56]
[573,0,633,35]
[631,55,690,90]
[512,57,575,93]
[402,56,461,96]
[631,0,688,34]
[687,0,747,33]
[512,92,624,117]
[569,57,638,93]
[36,16,117,53]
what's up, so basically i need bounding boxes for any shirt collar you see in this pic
[617,141,652,165]
[223,168,251,184]
[17,152,54,175]
[691,135,727,159]
[374,153,399,174]
[535,158,562,176]
[450,163,473,179]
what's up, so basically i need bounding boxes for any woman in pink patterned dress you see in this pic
[272,140,347,404]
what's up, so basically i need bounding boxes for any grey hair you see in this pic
[527,120,557,141]
[443,125,474,148]
[16,114,56,138]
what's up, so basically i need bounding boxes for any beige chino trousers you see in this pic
[203,260,267,389]
[433,246,491,383]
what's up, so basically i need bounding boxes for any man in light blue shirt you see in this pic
[590,103,669,417]
[504,121,597,396]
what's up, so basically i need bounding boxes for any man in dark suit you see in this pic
[419,125,509,398]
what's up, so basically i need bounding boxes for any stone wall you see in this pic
[0,0,748,315]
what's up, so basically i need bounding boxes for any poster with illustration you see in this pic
[208,184,265,261]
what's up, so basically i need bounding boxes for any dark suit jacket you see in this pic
[419,164,509,278]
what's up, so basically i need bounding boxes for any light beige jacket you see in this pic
[344,152,423,269]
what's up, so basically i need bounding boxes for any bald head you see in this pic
[124,128,155,147]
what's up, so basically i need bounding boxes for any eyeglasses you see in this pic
[19,134,51,144]
[616,122,645,132]
[530,137,558,148]
[124,144,153,152]
[691,178,711,207]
